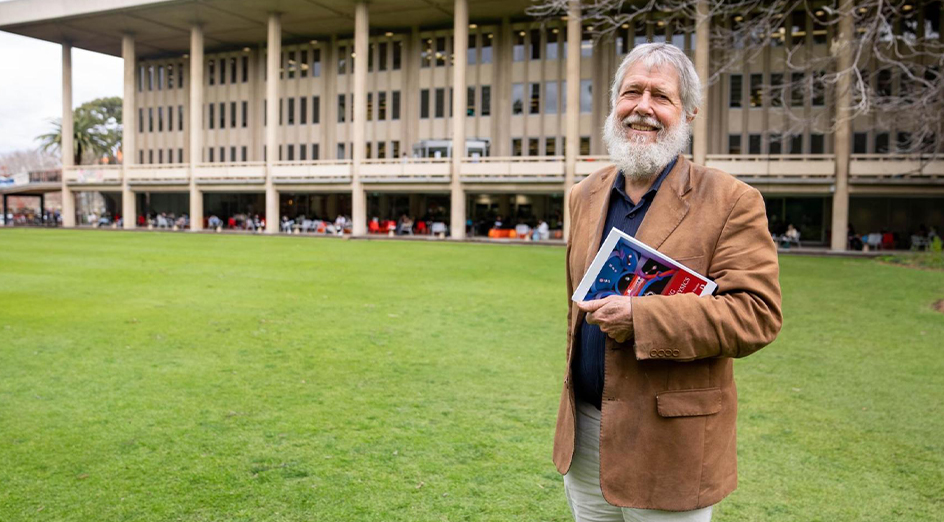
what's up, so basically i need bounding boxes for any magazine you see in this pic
[572,227,717,302]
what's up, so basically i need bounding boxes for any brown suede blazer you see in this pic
[554,155,783,511]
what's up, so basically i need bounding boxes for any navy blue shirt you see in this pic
[572,158,677,409]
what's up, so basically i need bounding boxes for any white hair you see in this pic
[610,43,702,118]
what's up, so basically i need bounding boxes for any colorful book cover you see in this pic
[572,227,717,302]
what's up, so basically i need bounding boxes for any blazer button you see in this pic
[649,350,657,358]
[657,350,665,357]
[671,350,679,356]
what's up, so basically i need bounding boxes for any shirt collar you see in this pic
[611,156,678,203]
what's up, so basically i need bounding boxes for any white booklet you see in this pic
[572,227,717,302]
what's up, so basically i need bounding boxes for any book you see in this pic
[572,227,717,302]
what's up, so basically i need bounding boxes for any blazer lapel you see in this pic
[583,166,619,271]
[635,155,692,250]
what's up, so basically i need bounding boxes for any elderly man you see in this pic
[555,43,782,521]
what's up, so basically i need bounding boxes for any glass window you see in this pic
[877,69,893,97]
[481,86,491,116]
[749,74,763,107]
[791,72,805,106]
[580,79,592,113]
[167,105,173,131]
[367,44,374,72]
[769,134,782,154]
[366,142,372,159]
[729,74,742,108]
[167,64,174,88]
[392,91,400,120]
[897,132,911,152]
[338,46,346,74]
[300,51,308,77]
[512,83,524,115]
[379,42,388,71]
[512,138,523,156]
[791,10,806,46]
[392,141,400,158]
[367,93,373,121]
[158,65,164,90]
[313,49,322,77]
[748,134,761,154]
[300,97,307,124]
[378,92,386,120]
[312,144,320,160]
[138,65,144,92]
[420,89,430,118]
[149,65,155,90]
[530,29,541,60]
[242,101,248,128]
[770,73,784,107]
[853,132,868,154]
[220,58,226,84]
[546,137,556,156]
[435,88,445,118]
[580,137,590,155]
[178,106,183,131]
[230,146,236,162]
[393,41,402,70]
[728,134,742,154]
[138,108,143,133]
[581,30,593,57]
[810,133,825,154]
[300,143,307,161]
[337,142,345,159]
[513,31,526,61]
[875,132,889,153]
[242,56,249,82]
[790,134,803,154]
[179,148,184,163]
[220,102,225,129]
[467,35,476,65]
[286,51,294,79]
[287,144,294,161]
[230,101,236,128]
[338,94,346,122]
[467,86,475,116]
[482,33,493,63]
[178,63,184,89]
[547,28,559,60]
[421,38,432,68]
[528,138,539,156]
[530,83,541,114]
[812,71,826,106]
[545,81,558,114]
[230,57,237,83]
[207,148,212,162]
[436,37,446,66]
[313,96,320,123]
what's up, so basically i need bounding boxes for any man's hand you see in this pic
[576,295,634,343]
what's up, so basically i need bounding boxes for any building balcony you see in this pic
[193,162,266,184]
[126,164,190,186]
[361,158,450,183]
[272,160,353,184]
[849,154,944,182]
[460,156,566,183]
[63,165,123,186]
[705,154,836,183]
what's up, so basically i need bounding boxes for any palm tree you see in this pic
[36,97,122,165]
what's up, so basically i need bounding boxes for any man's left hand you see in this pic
[576,295,634,343]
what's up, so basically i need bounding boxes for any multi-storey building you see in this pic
[1,0,941,248]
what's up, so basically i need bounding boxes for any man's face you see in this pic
[612,62,687,143]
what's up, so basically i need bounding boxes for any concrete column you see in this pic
[830,0,854,251]
[351,2,369,236]
[61,43,75,227]
[563,0,581,240]
[189,25,205,230]
[692,0,710,165]
[265,13,281,233]
[450,0,468,239]
[121,35,136,229]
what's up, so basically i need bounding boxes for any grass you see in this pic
[879,250,944,271]
[0,229,942,521]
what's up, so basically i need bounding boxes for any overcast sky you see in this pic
[0,30,122,154]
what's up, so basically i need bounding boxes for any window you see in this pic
[379,42,388,71]
[207,148,213,162]
[528,138,539,156]
[241,146,247,162]
[466,87,475,116]
[313,49,322,77]
[312,96,320,123]
[219,147,225,162]
[580,79,592,113]
[748,134,762,154]
[149,108,154,132]
[338,46,347,74]
[897,132,912,152]
[810,133,825,154]
[367,44,374,72]
[300,97,308,124]
[467,35,477,65]
[436,37,446,66]
[392,141,400,158]
[769,134,782,154]
[853,132,868,154]
[393,42,401,70]
[512,83,524,115]
[242,56,249,82]
[378,141,386,159]
[530,83,541,114]
[365,142,372,159]
[546,29,558,60]
[149,149,154,164]
[378,92,387,120]
[875,132,890,153]
[545,82,558,114]
[791,10,806,46]
[812,71,826,106]
[420,89,430,118]
[148,65,154,90]
[579,136,590,155]
[300,143,307,160]
[482,33,493,63]
[139,150,143,164]
[167,65,174,88]
[288,97,295,125]
[770,73,784,107]
[138,65,144,92]
[512,138,523,156]
[530,29,541,60]
[877,69,893,97]
[178,106,183,131]
[338,94,346,122]
[178,149,183,163]
[790,134,803,154]
[481,85,491,116]
[230,101,236,128]
[167,105,173,131]
[242,101,248,128]
[312,144,320,160]
[791,72,805,106]
[392,91,400,120]
[300,50,308,77]
[546,137,556,156]
[219,58,225,85]
[749,74,763,107]
[158,149,163,163]
[367,93,373,121]
[729,74,742,107]
[287,144,294,161]
[435,88,445,118]
[513,31,525,61]
[230,57,237,83]
[178,63,184,89]
[581,30,593,57]
[287,51,295,79]
[158,66,164,90]
[138,108,143,133]
[728,134,742,154]
[219,102,225,129]
[421,38,432,68]
[230,146,236,162]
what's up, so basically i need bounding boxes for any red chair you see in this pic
[416,221,428,234]
[228,217,236,229]
[368,220,381,234]
[882,233,895,250]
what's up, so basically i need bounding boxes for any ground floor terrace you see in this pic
[4,154,943,248]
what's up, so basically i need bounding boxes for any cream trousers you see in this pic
[563,401,715,522]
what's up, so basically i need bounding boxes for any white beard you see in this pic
[603,112,691,182]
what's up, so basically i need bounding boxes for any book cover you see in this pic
[572,227,717,302]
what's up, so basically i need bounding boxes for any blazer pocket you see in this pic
[656,387,723,417]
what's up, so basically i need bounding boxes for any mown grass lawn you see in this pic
[1,229,942,521]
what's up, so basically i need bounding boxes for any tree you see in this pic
[36,96,123,165]
[527,0,944,158]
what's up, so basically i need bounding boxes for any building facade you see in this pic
[1,0,942,248]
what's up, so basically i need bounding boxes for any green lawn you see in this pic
[1,229,942,521]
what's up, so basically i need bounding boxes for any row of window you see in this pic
[727,131,917,155]
[208,56,252,85]
[729,73,827,108]
[511,136,591,157]
[512,80,592,115]
[336,92,402,123]
[139,148,184,164]
[139,64,185,92]
[336,42,403,75]
[138,106,184,133]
